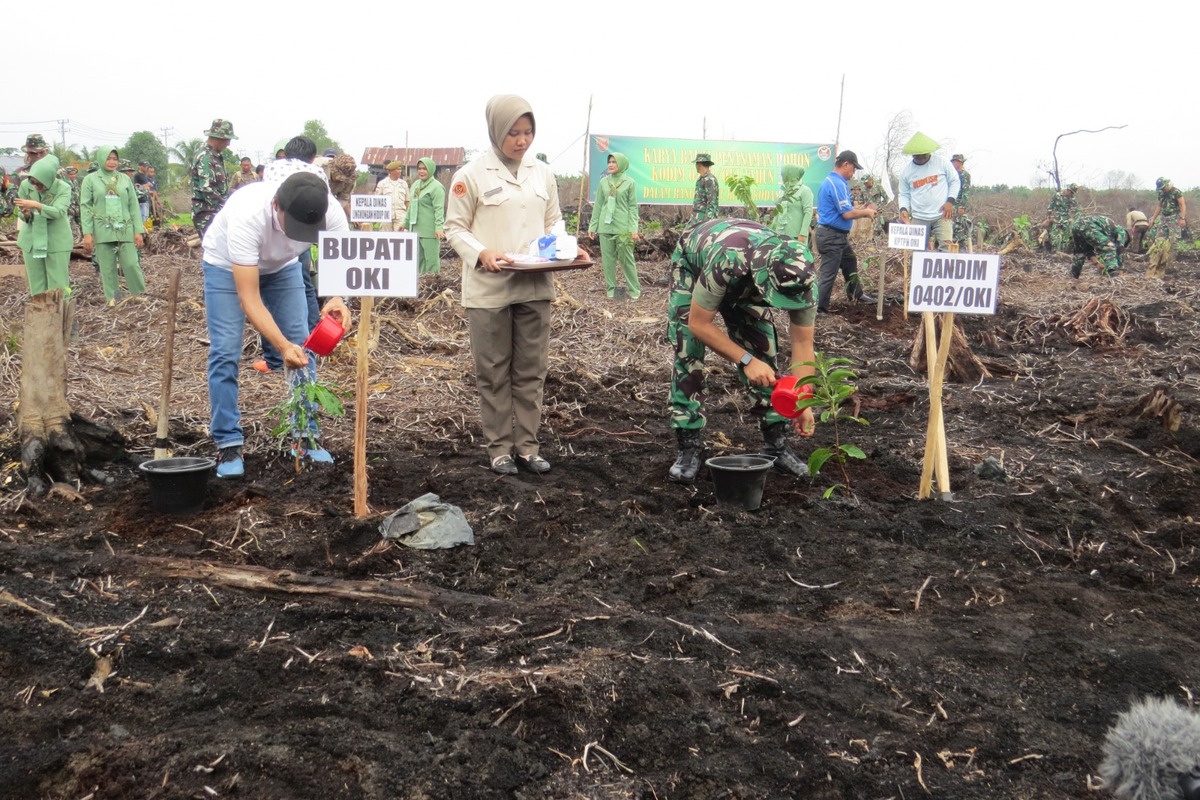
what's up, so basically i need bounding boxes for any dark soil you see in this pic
[2,240,1200,800]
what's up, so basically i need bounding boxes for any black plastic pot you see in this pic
[706,455,774,511]
[139,457,215,515]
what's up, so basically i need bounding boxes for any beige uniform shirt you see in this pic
[228,170,260,193]
[1126,209,1149,229]
[375,176,410,225]
[445,150,562,309]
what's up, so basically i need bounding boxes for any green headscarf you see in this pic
[407,157,438,227]
[25,155,62,258]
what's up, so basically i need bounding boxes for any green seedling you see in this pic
[794,352,868,498]
[271,371,347,472]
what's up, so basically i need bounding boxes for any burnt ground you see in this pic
[2,237,1200,800]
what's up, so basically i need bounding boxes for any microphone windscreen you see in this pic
[1099,696,1200,800]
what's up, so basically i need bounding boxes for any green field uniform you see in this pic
[772,164,814,242]
[190,143,228,237]
[1070,214,1126,278]
[407,157,447,274]
[667,218,816,432]
[953,168,972,247]
[1047,189,1078,251]
[81,150,146,301]
[17,156,74,295]
[589,152,641,298]
[693,171,720,223]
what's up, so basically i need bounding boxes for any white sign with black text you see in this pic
[888,223,929,251]
[350,194,392,223]
[317,231,419,298]
[908,252,1001,315]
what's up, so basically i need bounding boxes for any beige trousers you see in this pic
[467,301,551,461]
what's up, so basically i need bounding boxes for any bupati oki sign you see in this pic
[317,231,418,298]
[908,252,1001,314]
[350,194,392,223]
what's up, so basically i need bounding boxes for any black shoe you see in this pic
[762,422,810,478]
[490,455,518,475]
[669,429,703,483]
[817,307,830,314]
[855,293,876,304]
[516,454,551,474]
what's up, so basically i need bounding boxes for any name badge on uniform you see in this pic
[483,187,503,197]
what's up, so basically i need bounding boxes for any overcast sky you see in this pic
[7,0,1194,192]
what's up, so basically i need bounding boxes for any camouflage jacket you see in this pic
[955,169,972,207]
[1071,214,1126,250]
[864,183,889,210]
[190,145,228,211]
[1048,191,1076,223]
[67,177,81,218]
[673,218,815,311]
[693,172,720,222]
[1158,185,1183,218]
[228,170,260,193]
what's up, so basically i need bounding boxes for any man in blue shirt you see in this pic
[815,150,878,312]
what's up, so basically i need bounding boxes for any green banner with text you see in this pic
[588,135,835,207]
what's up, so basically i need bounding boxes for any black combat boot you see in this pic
[668,429,703,483]
[762,421,809,477]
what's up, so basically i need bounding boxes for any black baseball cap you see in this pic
[275,173,329,243]
[835,150,864,170]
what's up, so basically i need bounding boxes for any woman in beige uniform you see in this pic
[445,95,562,475]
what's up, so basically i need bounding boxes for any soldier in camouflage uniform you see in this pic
[861,174,890,238]
[60,165,82,240]
[950,154,972,248]
[190,119,236,238]
[1069,214,1127,278]
[1147,176,1187,246]
[691,153,720,224]
[667,218,818,483]
[1042,184,1078,252]
[14,134,51,230]
[0,168,13,218]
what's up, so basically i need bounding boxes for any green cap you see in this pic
[204,119,237,140]
[694,152,714,165]
[902,131,940,155]
[757,240,816,311]
[23,133,48,152]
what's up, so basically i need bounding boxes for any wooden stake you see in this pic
[918,311,955,499]
[933,312,954,496]
[154,268,182,460]
[875,255,886,321]
[918,312,938,499]
[575,95,593,238]
[353,297,373,518]
[902,250,910,319]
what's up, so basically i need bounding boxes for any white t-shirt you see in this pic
[202,180,348,274]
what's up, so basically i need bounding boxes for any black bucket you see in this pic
[139,457,215,515]
[706,454,775,511]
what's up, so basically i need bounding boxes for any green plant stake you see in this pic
[794,352,868,498]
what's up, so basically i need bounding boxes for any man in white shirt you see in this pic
[202,172,352,478]
[375,160,409,231]
[896,131,960,252]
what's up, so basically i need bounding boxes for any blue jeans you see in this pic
[204,260,317,449]
[261,248,320,370]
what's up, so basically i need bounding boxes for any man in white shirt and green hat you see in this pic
[896,131,960,251]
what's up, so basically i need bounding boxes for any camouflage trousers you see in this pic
[192,204,220,239]
[1148,214,1183,246]
[1071,241,1122,278]
[953,214,973,248]
[1050,222,1071,252]
[667,261,788,431]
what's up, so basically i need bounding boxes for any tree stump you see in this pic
[909,315,992,383]
[18,290,125,496]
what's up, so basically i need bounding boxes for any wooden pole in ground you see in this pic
[932,312,954,496]
[918,312,939,499]
[154,267,182,460]
[918,309,955,500]
[876,255,886,321]
[574,95,593,239]
[902,250,910,319]
[353,297,373,518]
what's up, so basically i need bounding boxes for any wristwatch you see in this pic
[739,352,753,367]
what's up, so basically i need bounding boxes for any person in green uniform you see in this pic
[406,157,446,275]
[80,147,146,305]
[588,152,641,300]
[772,164,814,243]
[692,153,719,224]
[15,155,73,296]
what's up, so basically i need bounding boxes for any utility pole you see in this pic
[57,119,68,147]
[160,126,173,153]
[702,116,707,140]
[833,74,845,153]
